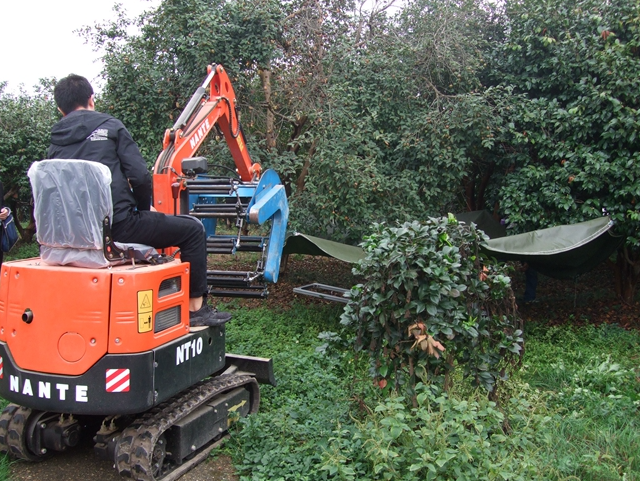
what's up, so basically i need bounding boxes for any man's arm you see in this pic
[116,125,152,211]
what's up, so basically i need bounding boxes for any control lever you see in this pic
[171,182,181,215]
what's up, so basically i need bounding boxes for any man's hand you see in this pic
[0,208,9,221]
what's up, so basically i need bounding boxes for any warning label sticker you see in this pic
[137,290,153,333]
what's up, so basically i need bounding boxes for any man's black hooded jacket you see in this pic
[48,110,152,224]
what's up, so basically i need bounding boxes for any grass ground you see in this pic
[0,247,638,480]
[220,296,639,480]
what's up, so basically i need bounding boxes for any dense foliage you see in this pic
[341,217,523,397]
[492,0,640,300]
[0,81,59,242]
[322,384,549,480]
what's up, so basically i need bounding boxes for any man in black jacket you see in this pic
[47,74,229,327]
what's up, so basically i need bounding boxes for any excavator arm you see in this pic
[154,64,261,209]
[152,65,288,295]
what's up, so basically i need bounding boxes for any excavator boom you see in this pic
[154,65,260,207]
[152,64,288,295]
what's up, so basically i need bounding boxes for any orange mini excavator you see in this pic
[0,65,287,480]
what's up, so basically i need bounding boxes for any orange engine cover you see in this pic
[0,258,190,376]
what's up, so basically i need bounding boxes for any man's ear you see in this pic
[57,107,66,116]
[87,95,95,111]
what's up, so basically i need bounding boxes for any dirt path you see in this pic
[9,443,238,481]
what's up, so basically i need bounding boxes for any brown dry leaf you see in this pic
[411,334,427,350]
[426,336,445,359]
[408,322,425,337]
[479,266,489,282]
[410,328,421,338]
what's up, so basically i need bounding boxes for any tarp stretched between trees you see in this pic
[282,232,366,264]
[456,210,507,240]
[283,215,623,281]
[480,216,623,280]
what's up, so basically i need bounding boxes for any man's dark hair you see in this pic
[53,74,94,115]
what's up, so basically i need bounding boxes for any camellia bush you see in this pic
[341,216,523,398]
[492,0,640,301]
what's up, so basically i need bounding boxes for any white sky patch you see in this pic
[0,0,159,94]
[1,0,403,95]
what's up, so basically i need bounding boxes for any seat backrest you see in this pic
[28,159,114,268]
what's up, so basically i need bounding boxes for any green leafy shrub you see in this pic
[341,217,523,396]
[321,383,551,481]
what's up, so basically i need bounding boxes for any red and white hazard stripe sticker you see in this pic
[106,368,130,392]
[0,357,3,379]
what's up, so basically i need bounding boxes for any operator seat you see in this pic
[27,159,157,268]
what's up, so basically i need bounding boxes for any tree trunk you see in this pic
[258,66,276,151]
[463,175,476,211]
[475,162,495,211]
[10,200,36,244]
[463,162,495,212]
[613,246,640,304]
[294,138,318,195]
[288,115,308,155]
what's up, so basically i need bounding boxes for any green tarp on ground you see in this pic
[482,216,624,279]
[283,232,365,264]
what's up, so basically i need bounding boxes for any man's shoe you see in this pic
[189,304,232,327]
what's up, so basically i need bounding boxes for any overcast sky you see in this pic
[0,0,159,94]
[1,0,400,95]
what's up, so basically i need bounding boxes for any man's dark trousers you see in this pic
[111,210,208,298]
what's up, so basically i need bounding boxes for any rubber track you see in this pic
[0,404,45,461]
[116,374,259,481]
[0,404,19,455]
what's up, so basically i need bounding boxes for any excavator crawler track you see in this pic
[116,374,259,480]
[0,404,48,461]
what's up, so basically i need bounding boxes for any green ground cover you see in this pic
[224,305,640,481]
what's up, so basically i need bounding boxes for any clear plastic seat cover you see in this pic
[28,159,156,268]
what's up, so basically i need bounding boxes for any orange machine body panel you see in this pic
[107,260,191,354]
[0,258,190,376]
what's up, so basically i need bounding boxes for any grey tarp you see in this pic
[283,232,365,264]
[482,216,624,279]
